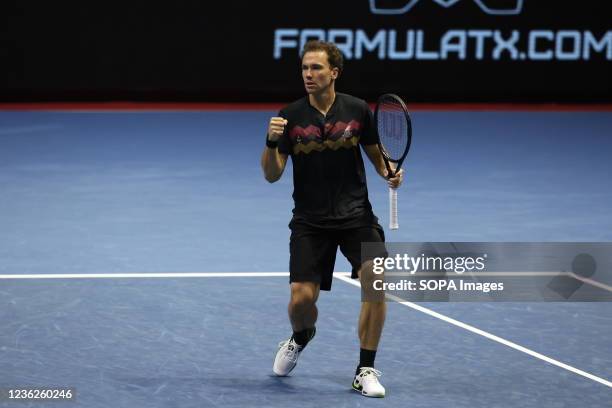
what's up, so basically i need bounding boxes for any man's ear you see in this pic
[331,67,340,80]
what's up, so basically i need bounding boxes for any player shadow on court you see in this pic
[209,375,347,396]
[111,375,339,397]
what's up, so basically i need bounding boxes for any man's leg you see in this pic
[357,260,386,358]
[358,300,387,351]
[289,281,320,332]
[351,260,387,397]
[273,281,319,376]
[338,224,387,396]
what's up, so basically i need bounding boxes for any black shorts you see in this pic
[288,217,386,291]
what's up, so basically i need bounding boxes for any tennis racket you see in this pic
[374,94,412,230]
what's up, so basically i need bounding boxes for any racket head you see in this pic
[374,93,412,173]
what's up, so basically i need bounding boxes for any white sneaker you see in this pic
[272,338,303,376]
[352,367,386,398]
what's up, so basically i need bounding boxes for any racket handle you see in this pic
[389,187,398,230]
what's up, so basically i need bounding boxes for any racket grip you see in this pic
[389,187,398,230]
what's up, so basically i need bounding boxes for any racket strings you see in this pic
[377,100,408,161]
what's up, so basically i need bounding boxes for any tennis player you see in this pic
[261,40,403,398]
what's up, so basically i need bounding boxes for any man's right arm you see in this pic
[261,117,289,183]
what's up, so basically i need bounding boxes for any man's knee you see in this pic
[290,282,319,308]
[358,260,380,285]
[358,260,386,302]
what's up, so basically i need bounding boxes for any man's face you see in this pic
[301,51,339,95]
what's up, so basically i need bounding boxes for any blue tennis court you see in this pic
[1,109,611,407]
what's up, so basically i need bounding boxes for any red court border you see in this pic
[0,102,611,111]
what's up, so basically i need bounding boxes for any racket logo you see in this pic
[369,0,524,15]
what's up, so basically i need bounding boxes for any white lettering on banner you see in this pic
[441,30,467,60]
[299,29,325,52]
[528,30,554,60]
[556,30,581,60]
[328,29,354,59]
[274,29,298,59]
[274,29,612,61]
[355,30,386,59]
[583,31,612,59]
[493,30,519,60]
[468,30,493,60]
[388,30,414,59]
[416,30,439,59]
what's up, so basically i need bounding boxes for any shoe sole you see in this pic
[352,384,385,398]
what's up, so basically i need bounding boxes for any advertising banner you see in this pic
[2,0,610,102]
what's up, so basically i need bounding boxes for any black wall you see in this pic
[2,0,611,102]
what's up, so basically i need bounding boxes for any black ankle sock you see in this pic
[356,348,377,374]
[291,327,316,347]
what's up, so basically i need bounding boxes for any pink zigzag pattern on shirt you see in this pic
[289,125,321,140]
[289,121,363,142]
[327,120,362,137]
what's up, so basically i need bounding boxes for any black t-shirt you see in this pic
[277,93,380,228]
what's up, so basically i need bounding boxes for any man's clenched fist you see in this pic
[267,117,288,142]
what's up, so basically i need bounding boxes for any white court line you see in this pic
[387,272,612,293]
[388,272,562,276]
[334,274,612,389]
[365,272,612,293]
[0,272,289,279]
[2,270,610,387]
[569,273,612,292]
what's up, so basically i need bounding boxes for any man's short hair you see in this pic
[301,40,344,74]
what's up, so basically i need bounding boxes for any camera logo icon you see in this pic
[369,0,524,15]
